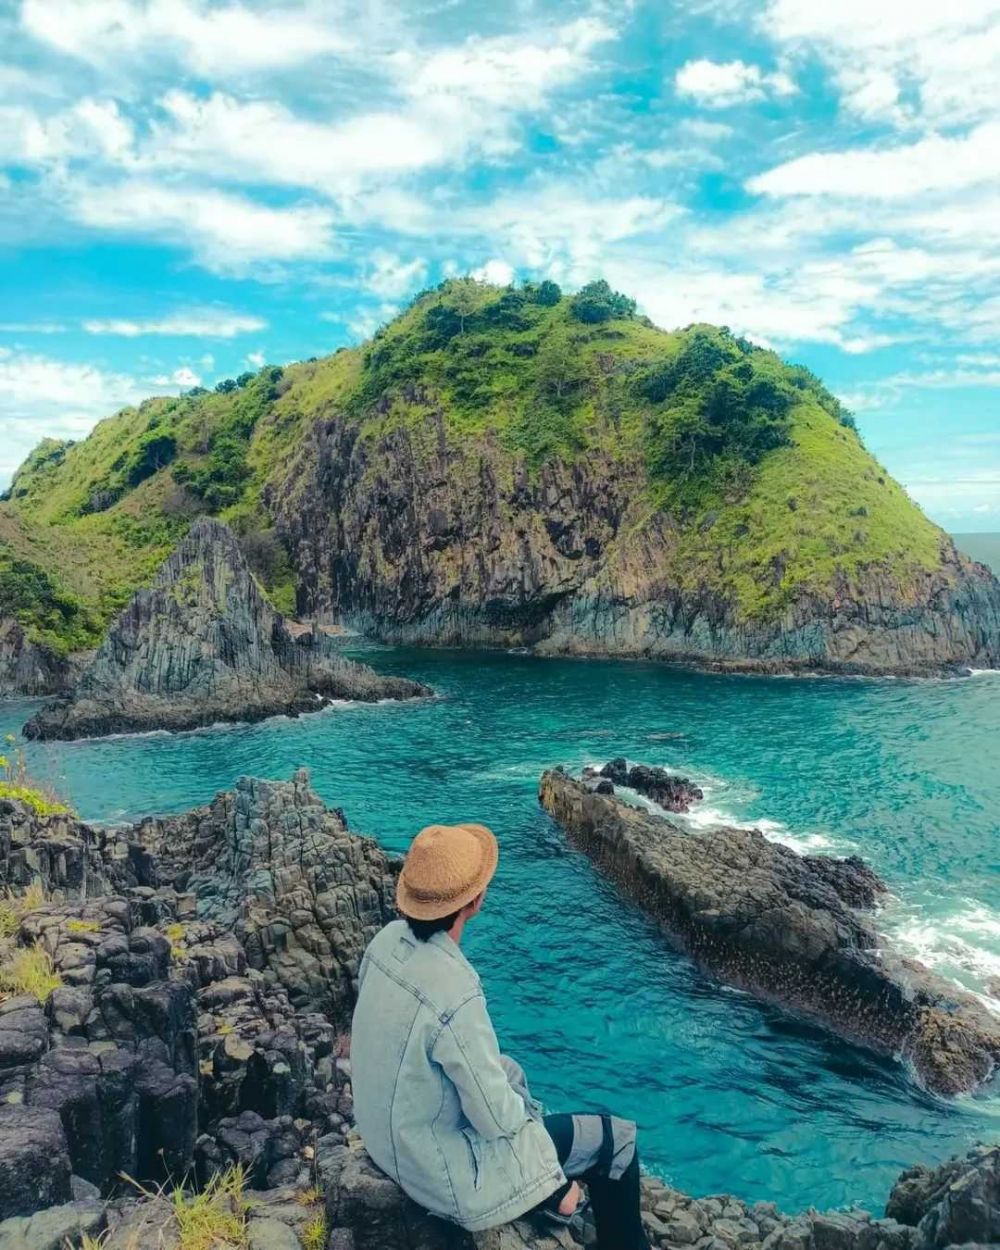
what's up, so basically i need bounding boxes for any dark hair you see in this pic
[404,910,460,941]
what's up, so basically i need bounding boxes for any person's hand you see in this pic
[558,1181,582,1216]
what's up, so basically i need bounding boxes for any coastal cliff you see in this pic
[3,281,1000,682]
[1,775,996,1249]
[23,518,429,739]
[271,412,1000,675]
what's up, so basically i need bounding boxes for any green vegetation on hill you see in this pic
[0,278,948,651]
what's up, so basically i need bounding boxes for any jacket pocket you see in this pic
[462,1128,483,1191]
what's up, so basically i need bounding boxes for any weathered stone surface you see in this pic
[0,1106,71,1220]
[247,1216,304,1250]
[539,767,1000,1096]
[0,772,391,1217]
[130,770,397,1021]
[887,1146,999,1248]
[270,417,1000,676]
[0,1198,103,1250]
[23,517,430,740]
[0,618,77,700]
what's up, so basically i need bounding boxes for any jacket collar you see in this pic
[427,929,481,985]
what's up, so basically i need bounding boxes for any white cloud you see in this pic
[748,123,1000,199]
[20,0,354,77]
[473,187,677,277]
[471,258,515,285]
[675,58,796,108]
[365,251,428,300]
[0,98,135,166]
[400,17,615,110]
[82,310,267,337]
[760,0,1000,127]
[245,351,265,368]
[0,349,148,482]
[70,181,336,272]
[147,91,454,194]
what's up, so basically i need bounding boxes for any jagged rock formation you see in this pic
[0,772,392,1227]
[0,620,77,699]
[586,758,704,811]
[0,777,996,1248]
[22,518,430,739]
[272,417,1000,677]
[539,767,1000,1096]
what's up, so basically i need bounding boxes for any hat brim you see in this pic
[396,823,499,921]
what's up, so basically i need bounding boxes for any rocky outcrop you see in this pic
[0,772,393,1223]
[586,758,704,812]
[886,1145,999,1246]
[0,619,77,699]
[538,767,1000,1096]
[269,417,1000,676]
[22,518,430,740]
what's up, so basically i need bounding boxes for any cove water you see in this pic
[3,647,999,1213]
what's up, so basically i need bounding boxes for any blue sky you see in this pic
[1,0,998,531]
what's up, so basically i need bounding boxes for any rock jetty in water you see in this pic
[22,517,430,740]
[1,775,996,1249]
[539,766,1000,1096]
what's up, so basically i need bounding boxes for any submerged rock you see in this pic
[22,518,430,740]
[538,767,1000,1096]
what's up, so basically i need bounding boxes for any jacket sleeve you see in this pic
[431,992,530,1140]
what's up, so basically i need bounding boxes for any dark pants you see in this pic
[542,1112,651,1250]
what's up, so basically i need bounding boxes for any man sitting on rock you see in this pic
[351,821,651,1248]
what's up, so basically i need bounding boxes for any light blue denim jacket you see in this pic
[350,919,565,1230]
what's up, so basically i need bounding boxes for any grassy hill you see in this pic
[1,278,948,656]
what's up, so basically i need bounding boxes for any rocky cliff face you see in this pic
[539,767,1000,1096]
[271,417,1000,676]
[23,518,430,739]
[0,772,394,1202]
[0,620,77,699]
[1,777,995,1249]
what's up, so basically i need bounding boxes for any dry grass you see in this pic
[0,884,60,1005]
[171,1169,248,1250]
[301,1213,327,1250]
[0,944,61,1003]
[66,918,102,934]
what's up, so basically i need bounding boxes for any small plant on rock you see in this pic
[165,921,187,961]
[0,742,70,816]
[0,943,61,1003]
[171,1165,249,1250]
[66,918,102,934]
[301,1212,328,1250]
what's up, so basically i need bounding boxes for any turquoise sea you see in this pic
[2,647,999,1214]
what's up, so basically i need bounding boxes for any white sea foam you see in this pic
[883,902,1000,1014]
[594,757,842,855]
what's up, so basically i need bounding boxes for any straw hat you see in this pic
[396,822,499,920]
